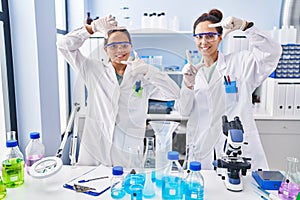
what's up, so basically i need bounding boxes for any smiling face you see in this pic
[104,31,132,65]
[194,20,222,61]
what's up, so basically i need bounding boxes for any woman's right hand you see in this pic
[182,63,200,89]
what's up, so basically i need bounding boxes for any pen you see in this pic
[227,75,231,84]
[135,80,141,92]
[78,176,109,183]
[251,183,282,200]
[224,76,228,85]
[254,190,268,200]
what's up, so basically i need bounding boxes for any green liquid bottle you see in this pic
[2,140,25,188]
[0,176,6,199]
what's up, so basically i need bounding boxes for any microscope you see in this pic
[213,115,251,192]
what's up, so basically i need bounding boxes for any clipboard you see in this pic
[63,165,112,197]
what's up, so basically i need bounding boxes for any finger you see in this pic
[133,50,139,60]
[185,50,192,65]
[208,22,222,28]
[190,65,197,74]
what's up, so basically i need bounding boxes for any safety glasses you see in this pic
[105,42,132,51]
[193,32,221,42]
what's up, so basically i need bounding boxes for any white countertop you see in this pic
[4,165,279,200]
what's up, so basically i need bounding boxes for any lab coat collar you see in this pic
[216,51,226,71]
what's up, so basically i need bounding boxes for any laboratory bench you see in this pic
[4,164,279,200]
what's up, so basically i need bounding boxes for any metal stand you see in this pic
[56,102,80,165]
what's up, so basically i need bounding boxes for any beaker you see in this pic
[278,157,300,200]
[149,121,179,188]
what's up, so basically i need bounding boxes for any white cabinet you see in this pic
[255,119,300,171]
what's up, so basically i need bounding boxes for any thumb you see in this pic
[208,22,222,28]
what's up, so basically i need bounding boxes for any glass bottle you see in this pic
[162,151,185,200]
[25,132,45,174]
[0,175,6,199]
[182,143,195,171]
[278,157,300,200]
[2,140,24,188]
[111,166,126,199]
[185,161,204,200]
[86,12,93,25]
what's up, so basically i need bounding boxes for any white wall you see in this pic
[9,0,61,156]
[85,0,282,31]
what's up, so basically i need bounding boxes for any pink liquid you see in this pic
[278,181,300,200]
[26,155,44,174]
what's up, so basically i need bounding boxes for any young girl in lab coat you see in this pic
[57,15,180,167]
[179,9,282,170]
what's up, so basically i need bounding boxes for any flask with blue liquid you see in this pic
[162,151,185,199]
[111,166,126,199]
[185,161,204,200]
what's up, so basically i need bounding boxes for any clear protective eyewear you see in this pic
[193,32,221,42]
[105,41,132,51]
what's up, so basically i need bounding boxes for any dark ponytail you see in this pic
[193,9,223,34]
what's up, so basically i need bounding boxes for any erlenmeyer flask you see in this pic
[149,121,179,188]
[142,137,156,198]
[143,137,155,169]
[278,157,300,200]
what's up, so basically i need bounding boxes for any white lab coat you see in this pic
[57,27,180,167]
[179,27,282,170]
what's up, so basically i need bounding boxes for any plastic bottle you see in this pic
[279,25,289,44]
[271,26,279,43]
[162,151,185,199]
[86,12,93,25]
[289,25,297,44]
[141,13,150,29]
[169,16,179,31]
[159,12,168,29]
[0,175,6,199]
[151,13,158,29]
[111,166,126,199]
[2,140,24,188]
[25,132,45,174]
[185,161,204,200]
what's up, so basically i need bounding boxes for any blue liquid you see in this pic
[124,174,145,194]
[130,184,143,200]
[155,178,162,188]
[111,188,126,199]
[162,176,185,200]
[185,182,204,200]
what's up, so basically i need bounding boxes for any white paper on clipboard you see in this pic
[63,165,112,195]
